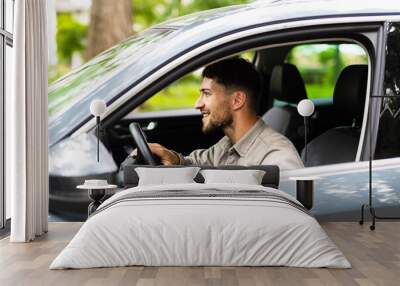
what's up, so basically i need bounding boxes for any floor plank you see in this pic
[0,222,399,286]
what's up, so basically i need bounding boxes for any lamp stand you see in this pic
[359,95,400,230]
[96,116,100,162]
[304,116,308,163]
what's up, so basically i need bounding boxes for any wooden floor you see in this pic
[0,222,399,286]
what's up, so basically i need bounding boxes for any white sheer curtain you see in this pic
[7,0,49,242]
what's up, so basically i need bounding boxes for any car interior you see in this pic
[102,39,370,172]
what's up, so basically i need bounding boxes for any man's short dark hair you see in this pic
[202,57,261,112]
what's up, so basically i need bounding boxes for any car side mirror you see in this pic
[297,99,314,164]
[90,99,107,162]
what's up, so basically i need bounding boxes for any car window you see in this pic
[284,43,368,103]
[137,69,202,112]
[135,51,255,113]
[267,41,370,167]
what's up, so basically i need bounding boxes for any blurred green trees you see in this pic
[49,13,88,83]
[56,13,88,64]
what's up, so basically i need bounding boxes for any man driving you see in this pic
[131,57,304,171]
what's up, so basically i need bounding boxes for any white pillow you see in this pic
[200,169,266,185]
[135,167,200,186]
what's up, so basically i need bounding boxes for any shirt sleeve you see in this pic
[173,147,216,166]
[260,147,304,171]
[172,137,227,166]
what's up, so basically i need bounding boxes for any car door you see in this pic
[72,18,386,222]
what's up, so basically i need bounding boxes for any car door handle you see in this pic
[142,121,158,131]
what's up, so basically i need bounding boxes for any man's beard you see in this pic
[202,109,233,134]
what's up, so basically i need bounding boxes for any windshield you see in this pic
[49,28,175,122]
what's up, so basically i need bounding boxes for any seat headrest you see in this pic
[269,63,307,104]
[333,65,368,123]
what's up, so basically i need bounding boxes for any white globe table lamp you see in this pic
[297,99,315,163]
[90,99,107,162]
[297,99,315,117]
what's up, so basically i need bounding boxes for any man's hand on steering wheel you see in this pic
[130,143,180,165]
[129,122,180,165]
[149,143,180,165]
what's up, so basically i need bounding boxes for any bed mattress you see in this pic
[50,183,350,269]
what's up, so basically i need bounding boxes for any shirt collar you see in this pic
[229,118,265,157]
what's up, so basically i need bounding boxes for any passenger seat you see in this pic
[301,65,368,167]
[262,63,308,150]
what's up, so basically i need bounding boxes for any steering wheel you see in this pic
[129,122,160,165]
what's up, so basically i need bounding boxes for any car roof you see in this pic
[49,0,400,146]
[157,0,400,31]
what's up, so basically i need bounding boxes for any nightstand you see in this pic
[77,183,117,217]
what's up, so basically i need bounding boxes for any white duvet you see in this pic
[50,183,350,269]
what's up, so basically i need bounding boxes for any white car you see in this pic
[48,0,400,221]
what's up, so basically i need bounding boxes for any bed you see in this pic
[50,165,350,269]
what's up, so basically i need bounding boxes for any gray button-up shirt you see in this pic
[177,119,304,171]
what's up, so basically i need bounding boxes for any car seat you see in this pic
[262,63,308,150]
[301,64,368,167]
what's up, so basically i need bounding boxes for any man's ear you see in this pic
[231,91,247,111]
